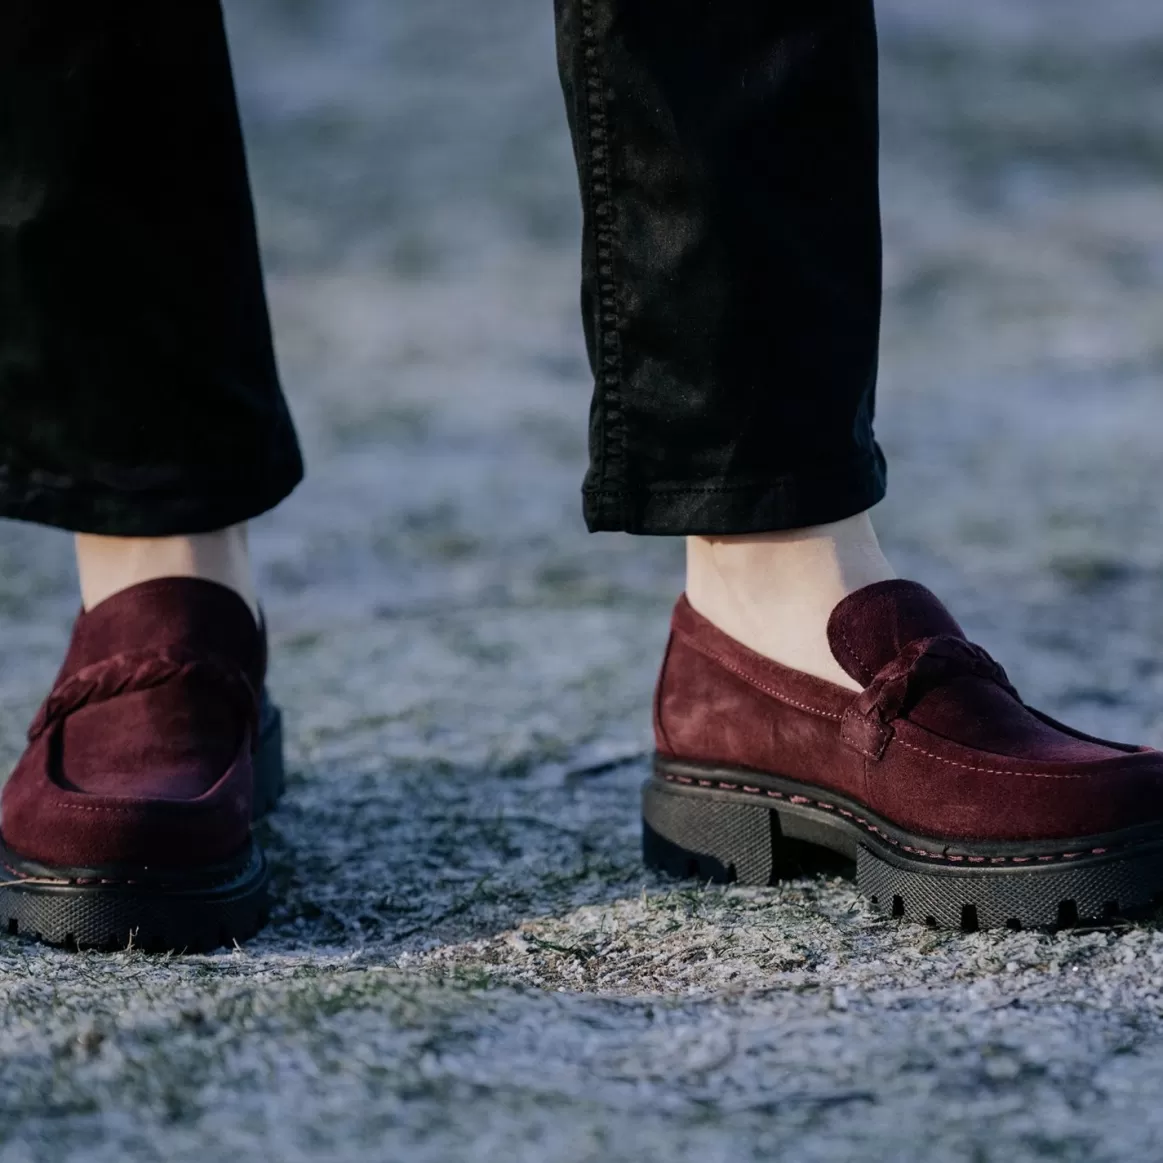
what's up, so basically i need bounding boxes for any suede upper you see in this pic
[655,581,1163,843]
[1,578,264,869]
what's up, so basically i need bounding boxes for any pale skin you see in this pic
[75,525,259,622]
[684,511,895,692]
[76,512,892,692]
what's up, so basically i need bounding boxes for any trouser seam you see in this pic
[580,0,627,526]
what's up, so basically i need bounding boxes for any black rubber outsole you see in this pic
[643,757,1163,931]
[0,698,285,954]
[0,840,271,953]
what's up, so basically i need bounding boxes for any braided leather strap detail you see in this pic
[841,635,1018,760]
[27,649,258,744]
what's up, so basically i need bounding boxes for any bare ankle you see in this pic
[685,512,894,689]
[75,524,258,620]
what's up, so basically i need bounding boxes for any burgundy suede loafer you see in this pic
[0,579,284,952]
[643,580,1163,930]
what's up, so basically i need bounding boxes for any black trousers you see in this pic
[0,0,885,538]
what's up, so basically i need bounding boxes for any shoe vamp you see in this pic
[905,676,1128,763]
[57,685,243,799]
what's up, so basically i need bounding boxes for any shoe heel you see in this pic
[642,775,779,885]
[253,697,286,821]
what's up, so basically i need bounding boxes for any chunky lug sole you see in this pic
[0,698,286,953]
[643,757,1163,931]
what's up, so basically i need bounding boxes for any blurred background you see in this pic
[4,2,1163,1159]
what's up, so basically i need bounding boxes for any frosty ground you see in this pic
[3,1,1163,1159]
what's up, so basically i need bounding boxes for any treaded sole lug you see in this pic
[642,760,1163,931]
[854,844,1163,931]
[0,841,270,953]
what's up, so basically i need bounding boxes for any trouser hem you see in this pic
[0,461,303,537]
[583,448,887,536]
